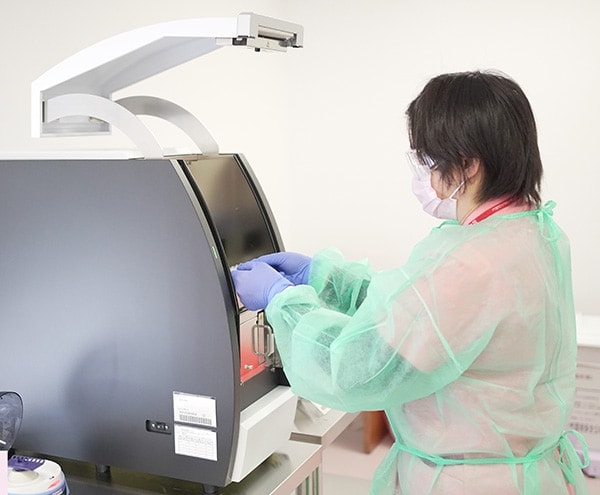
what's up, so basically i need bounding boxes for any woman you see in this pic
[231,71,588,494]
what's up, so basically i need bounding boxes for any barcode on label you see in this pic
[179,414,213,426]
[173,392,217,429]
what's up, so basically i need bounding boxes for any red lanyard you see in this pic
[468,197,518,225]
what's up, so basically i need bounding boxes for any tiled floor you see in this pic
[322,415,600,494]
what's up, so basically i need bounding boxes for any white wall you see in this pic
[1,0,599,313]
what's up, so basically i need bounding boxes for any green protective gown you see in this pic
[266,203,588,494]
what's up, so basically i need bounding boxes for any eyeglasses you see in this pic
[406,150,437,179]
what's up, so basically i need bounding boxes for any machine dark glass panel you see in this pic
[186,155,277,267]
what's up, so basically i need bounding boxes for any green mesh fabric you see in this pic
[266,203,588,494]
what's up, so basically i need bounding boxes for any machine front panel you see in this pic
[181,154,283,386]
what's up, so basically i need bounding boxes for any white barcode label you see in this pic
[173,392,217,428]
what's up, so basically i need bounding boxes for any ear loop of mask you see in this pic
[447,180,466,200]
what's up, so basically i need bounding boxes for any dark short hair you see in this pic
[406,71,542,205]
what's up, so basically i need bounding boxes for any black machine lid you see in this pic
[0,392,23,450]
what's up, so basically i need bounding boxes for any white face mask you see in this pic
[406,150,465,220]
[410,169,464,220]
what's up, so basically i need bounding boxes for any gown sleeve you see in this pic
[266,235,512,412]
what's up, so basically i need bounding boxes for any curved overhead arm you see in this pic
[116,96,219,155]
[45,94,163,158]
[31,13,303,140]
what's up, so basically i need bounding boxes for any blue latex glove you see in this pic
[231,261,293,311]
[249,252,312,285]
